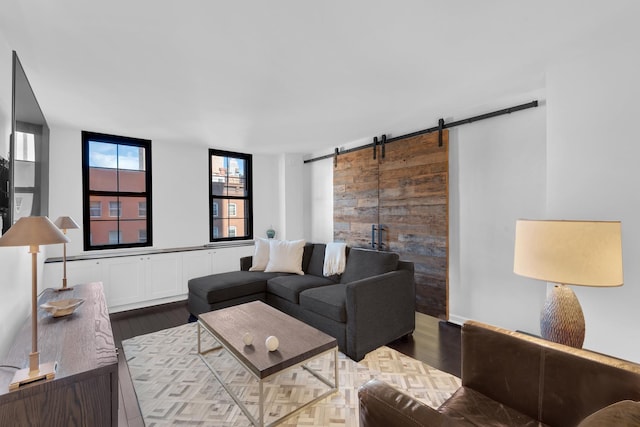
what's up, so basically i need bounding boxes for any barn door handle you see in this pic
[378,224,384,250]
[371,224,377,248]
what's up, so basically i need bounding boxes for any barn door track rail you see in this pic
[304,100,539,165]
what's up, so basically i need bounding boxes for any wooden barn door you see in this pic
[333,146,380,248]
[333,131,449,318]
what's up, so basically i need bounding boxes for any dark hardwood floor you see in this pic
[110,301,461,427]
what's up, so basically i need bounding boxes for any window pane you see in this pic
[212,219,224,238]
[118,145,145,170]
[120,219,146,245]
[119,169,146,193]
[138,201,146,217]
[116,196,143,220]
[211,155,248,197]
[226,157,247,198]
[90,219,118,247]
[89,141,118,168]
[89,166,118,192]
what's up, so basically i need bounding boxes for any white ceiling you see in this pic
[0,1,637,155]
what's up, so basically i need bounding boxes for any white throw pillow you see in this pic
[264,239,306,275]
[249,238,270,271]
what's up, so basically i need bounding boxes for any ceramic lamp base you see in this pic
[540,284,585,348]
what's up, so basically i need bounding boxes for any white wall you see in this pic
[450,93,547,332]
[546,27,640,361]
[47,128,286,259]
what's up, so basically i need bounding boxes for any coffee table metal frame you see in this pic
[197,320,339,427]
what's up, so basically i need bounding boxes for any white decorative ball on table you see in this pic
[265,335,279,351]
[242,332,253,346]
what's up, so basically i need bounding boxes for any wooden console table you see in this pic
[0,282,118,426]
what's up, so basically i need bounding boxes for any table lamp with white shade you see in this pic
[0,216,69,389]
[53,215,80,291]
[513,219,623,348]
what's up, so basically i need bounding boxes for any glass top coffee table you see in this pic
[197,301,339,426]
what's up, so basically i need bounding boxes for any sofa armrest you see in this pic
[358,379,469,427]
[240,256,252,271]
[345,268,415,361]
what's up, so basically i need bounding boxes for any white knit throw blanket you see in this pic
[323,242,347,276]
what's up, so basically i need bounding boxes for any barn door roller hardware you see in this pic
[373,136,378,160]
[371,135,387,160]
[304,100,539,164]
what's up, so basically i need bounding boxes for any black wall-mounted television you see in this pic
[1,51,50,234]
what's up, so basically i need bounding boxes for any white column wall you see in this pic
[303,157,333,243]
[277,153,305,241]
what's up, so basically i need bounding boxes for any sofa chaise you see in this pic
[358,320,640,426]
[188,242,416,361]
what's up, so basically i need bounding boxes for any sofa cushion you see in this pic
[438,387,544,427]
[578,400,640,427]
[188,271,285,304]
[249,238,270,271]
[307,243,326,277]
[299,284,347,323]
[340,249,399,284]
[265,239,306,274]
[267,274,335,304]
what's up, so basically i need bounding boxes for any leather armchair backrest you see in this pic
[461,321,543,421]
[540,342,640,426]
[463,320,640,426]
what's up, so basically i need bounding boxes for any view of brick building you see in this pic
[88,167,147,246]
[210,155,248,239]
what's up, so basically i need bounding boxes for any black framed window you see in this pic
[82,131,152,250]
[209,149,252,242]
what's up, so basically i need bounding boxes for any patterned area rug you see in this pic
[123,323,461,426]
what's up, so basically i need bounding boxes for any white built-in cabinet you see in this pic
[43,245,254,313]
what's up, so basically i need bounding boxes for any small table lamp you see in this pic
[53,216,80,291]
[0,216,69,390]
[513,220,623,348]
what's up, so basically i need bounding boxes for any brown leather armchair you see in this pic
[358,320,640,426]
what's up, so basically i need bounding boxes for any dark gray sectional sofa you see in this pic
[187,243,416,361]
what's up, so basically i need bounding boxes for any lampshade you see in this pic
[514,220,623,287]
[53,216,80,231]
[0,216,69,247]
